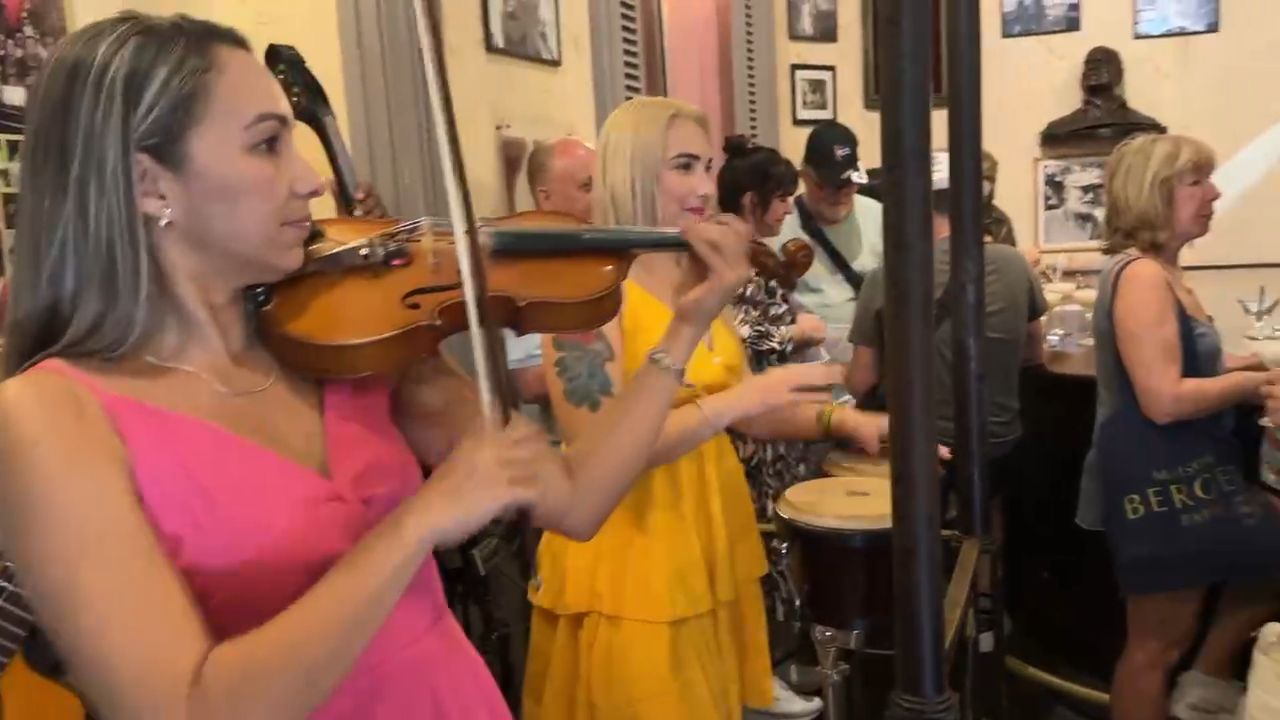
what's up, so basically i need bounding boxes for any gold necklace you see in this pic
[143,355,279,396]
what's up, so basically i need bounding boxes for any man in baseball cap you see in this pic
[803,120,871,187]
[763,120,884,363]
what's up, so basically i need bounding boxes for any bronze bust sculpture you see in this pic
[1040,46,1166,156]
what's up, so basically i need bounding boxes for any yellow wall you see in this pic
[773,1,949,182]
[63,1,598,221]
[65,0,350,218]
[438,1,597,218]
[773,0,1280,344]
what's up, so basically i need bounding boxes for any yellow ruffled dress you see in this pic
[522,281,772,720]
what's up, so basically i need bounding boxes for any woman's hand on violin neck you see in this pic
[671,214,753,328]
[415,416,553,549]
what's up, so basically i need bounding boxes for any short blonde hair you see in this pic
[593,96,710,227]
[1103,133,1216,255]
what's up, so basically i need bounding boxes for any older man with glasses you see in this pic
[764,121,884,367]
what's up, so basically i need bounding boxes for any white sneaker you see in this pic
[744,675,824,719]
[1170,670,1245,720]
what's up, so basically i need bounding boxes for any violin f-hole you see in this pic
[401,283,463,310]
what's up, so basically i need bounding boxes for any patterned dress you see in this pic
[729,272,822,625]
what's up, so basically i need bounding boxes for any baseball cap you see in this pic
[803,121,870,187]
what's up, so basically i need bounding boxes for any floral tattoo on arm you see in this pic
[551,331,616,413]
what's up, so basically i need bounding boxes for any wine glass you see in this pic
[1238,285,1280,340]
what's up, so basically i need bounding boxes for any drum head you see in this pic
[777,475,892,531]
[823,448,891,479]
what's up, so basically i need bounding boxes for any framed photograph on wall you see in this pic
[788,0,837,42]
[1001,0,1081,39]
[791,64,836,125]
[862,0,947,110]
[482,0,561,66]
[1037,156,1107,252]
[1134,0,1219,39]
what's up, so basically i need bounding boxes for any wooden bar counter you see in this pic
[1003,345,1124,701]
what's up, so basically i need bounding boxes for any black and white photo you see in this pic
[1134,0,1218,38]
[791,64,836,125]
[483,0,560,66]
[788,0,837,42]
[1002,0,1081,38]
[1037,157,1106,251]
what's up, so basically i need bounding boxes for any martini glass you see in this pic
[1238,285,1280,340]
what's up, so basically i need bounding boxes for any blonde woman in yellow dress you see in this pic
[523,96,887,719]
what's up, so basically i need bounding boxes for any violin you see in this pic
[257,212,685,379]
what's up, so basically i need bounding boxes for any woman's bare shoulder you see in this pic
[0,364,122,465]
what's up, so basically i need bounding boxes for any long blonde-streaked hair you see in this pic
[3,12,249,377]
[1102,132,1217,255]
[593,96,711,227]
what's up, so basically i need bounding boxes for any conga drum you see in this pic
[822,448,891,480]
[773,474,894,651]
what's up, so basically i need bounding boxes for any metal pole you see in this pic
[880,0,958,718]
[946,1,1006,717]
[948,0,987,548]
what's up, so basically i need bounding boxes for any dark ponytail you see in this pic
[717,135,799,220]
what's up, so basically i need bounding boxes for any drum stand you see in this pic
[811,624,866,720]
[769,534,863,720]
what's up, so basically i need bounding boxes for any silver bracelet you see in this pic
[645,347,686,382]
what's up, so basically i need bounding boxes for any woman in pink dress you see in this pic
[0,11,758,720]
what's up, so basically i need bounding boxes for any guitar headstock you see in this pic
[264,42,359,215]
[265,43,333,132]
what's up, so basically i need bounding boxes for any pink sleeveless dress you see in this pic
[36,359,512,719]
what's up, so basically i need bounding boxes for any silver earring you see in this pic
[157,207,173,228]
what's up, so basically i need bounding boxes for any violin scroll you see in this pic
[778,237,815,290]
[748,237,814,292]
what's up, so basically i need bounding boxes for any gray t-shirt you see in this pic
[849,240,1048,450]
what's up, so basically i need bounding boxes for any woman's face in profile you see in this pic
[756,193,794,238]
[1169,169,1220,243]
[150,47,324,285]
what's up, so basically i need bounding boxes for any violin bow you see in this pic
[410,0,515,423]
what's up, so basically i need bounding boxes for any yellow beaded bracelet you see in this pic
[817,403,838,438]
